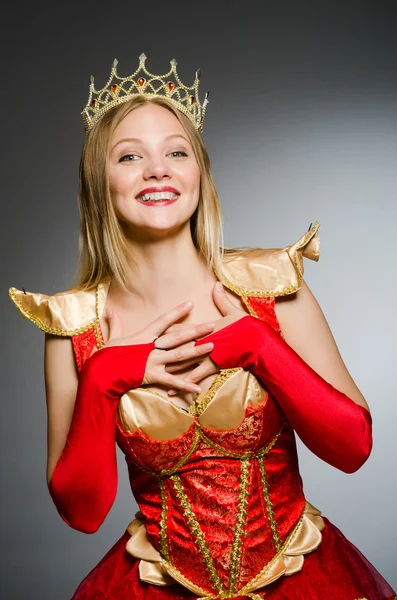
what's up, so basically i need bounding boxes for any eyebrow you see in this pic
[111,133,190,152]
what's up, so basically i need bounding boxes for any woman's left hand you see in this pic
[167,282,247,395]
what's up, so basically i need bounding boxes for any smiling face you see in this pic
[107,102,201,240]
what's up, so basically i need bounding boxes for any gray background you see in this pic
[1,1,396,597]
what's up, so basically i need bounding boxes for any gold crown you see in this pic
[81,53,209,135]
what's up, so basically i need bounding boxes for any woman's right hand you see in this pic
[102,301,215,394]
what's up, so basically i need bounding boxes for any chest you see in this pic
[72,291,280,411]
[98,288,250,411]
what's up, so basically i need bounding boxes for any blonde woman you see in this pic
[10,56,396,600]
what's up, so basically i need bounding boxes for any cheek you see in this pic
[186,164,201,194]
[109,167,138,196]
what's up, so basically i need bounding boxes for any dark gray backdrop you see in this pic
[1,1,396,598]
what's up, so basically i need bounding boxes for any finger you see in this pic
[105,308,124,343]
[165,357,202,373]
[150,301,194,338]
[156,322,215,350]
[161,373,202,394]
[168,361,217,395]
[212,281,237,317]
[182,360,217,385]
[165,342,214,364]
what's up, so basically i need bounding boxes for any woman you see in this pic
[9,55,396,599]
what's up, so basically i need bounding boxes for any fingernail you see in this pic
[106,309,113,318]
[203,343,214,350]
[182,301,193,308]
[215,282,223,291]
[168,390,176,396]
[191,384,201,392]
[204,322,215,329]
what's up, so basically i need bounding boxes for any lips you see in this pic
[135,186,180,200]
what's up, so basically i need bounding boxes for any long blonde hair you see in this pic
[72,95,225,291]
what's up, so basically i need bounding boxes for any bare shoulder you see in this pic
[274,280,369,410]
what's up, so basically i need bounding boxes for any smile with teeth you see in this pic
[138,191,180,202]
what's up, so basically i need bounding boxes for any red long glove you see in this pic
[196,316,372,474]
[48,342,154,534]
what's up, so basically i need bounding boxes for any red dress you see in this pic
[9,222,396,600]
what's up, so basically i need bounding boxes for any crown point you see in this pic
[112,58,118,68]
[170,58,178,69]
[90,75,95,85]
[139,53,147,62]
[204,91,210,100]
[196,68,201,79]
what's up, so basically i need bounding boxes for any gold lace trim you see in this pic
[8,286,101,337]
[132,421,286,478]
[228,458,250,594]
[158,479,170,561]
[238,512,305,596]
[213,222,320,301]
[159,508,306,599]
[197,421,285,460]
[170,474,226,596]
[193,367,242,416]
[258,457,282,552]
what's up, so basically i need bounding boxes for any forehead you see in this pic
[111,103,187,142]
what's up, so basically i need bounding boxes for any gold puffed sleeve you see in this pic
[216,221,320,298]
[8,285,104,336]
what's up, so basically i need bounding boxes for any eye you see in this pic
[168,151,188,158]
[119,154,140,163]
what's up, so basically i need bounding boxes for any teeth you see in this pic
[139,191,179,202]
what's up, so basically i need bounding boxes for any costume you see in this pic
[9,222,397,600]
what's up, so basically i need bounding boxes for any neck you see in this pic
[110,225,215,310]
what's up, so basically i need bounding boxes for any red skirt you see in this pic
[72,517,396,600]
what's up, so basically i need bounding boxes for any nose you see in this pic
[142,154,171,180]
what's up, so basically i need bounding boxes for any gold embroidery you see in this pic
[94,287,105,348]
[258,457,282,552]
[170,474,227,596]
[132,426,201,478]
[195,368,242,416]
[238,511,305,596]
[158,478,170,561]
[228,458,250,594]
[197,422,286,460]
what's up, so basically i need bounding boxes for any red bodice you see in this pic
[70,296,322,597]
